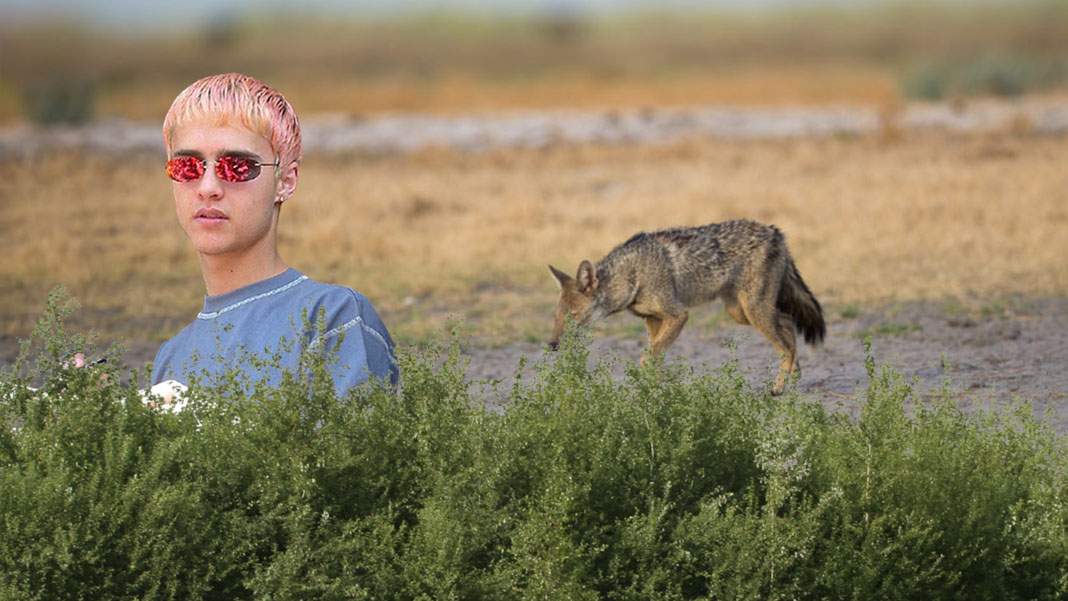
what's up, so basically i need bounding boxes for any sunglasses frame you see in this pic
[166,154,282,183]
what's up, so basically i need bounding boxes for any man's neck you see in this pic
[199,252,289,297]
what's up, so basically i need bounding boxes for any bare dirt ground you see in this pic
[463,298,1068,431]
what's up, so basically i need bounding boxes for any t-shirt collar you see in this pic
[199,268,307,318]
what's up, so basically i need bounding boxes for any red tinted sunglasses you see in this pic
[166,155,280,183]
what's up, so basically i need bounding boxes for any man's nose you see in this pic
[197,166,224,199]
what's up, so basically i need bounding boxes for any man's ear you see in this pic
[576,260,597,294]
[548,265,572,290]
[275,161,299,204]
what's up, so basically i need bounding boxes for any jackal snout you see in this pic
[547,262,599,350]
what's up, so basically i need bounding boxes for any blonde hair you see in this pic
[162,73,302,166]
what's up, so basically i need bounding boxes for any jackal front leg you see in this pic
[724,301,749,325]
[643,316,662,347]
[641,311,688,366]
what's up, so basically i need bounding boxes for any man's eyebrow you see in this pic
[219,149,265,161]
[171,149,266,160]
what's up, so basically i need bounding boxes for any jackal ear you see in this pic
[548,264,573,289]
[577,260,598,293]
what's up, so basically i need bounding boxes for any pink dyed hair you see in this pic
[162,73,302,167]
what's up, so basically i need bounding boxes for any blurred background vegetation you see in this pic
[4,0,1068,126]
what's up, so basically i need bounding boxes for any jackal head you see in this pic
[547,261,600,351]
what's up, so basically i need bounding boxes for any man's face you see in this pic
[169,121,282,261]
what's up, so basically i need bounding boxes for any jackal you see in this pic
[548,219,825,395]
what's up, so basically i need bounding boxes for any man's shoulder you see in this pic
[298,277,362,302]
[290,277,398,388]
[296,277,393,351]
[293,277,373,320]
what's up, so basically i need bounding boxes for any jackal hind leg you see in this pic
[774,312,800,392]
[740,299,797,396]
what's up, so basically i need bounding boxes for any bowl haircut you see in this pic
[162,72,302,167]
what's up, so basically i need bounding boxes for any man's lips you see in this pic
[194,208,228,221]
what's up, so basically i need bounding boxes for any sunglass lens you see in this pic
[216,156,261,183]
[166,156,205,182]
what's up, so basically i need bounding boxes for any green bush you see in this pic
[903,62,954,101]
[21,77,96,126]
[901,53,1066,100]
[2,293,1066,599]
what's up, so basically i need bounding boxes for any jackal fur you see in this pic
[548,219,825,395]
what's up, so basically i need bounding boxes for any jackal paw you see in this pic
[772,367,800,396]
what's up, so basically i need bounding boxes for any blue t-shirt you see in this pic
[151,269,398,394]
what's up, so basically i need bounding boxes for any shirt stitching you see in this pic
[198,275,309,320]
[308,318,360,350]
[347,289,397,366]
[310,315,397,367]
[360,321,398,367]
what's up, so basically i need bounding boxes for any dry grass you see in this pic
[2,130,1067,347]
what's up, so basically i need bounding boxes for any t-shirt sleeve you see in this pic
[151,335,185,386]
[311,289,399,393]
[150,342,171,386]
[353,294,399,387]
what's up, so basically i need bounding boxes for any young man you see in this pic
[151,73,398,397]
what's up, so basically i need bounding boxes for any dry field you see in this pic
[1,129,1066,354]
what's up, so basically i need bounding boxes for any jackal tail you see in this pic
[777,256,826,345]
